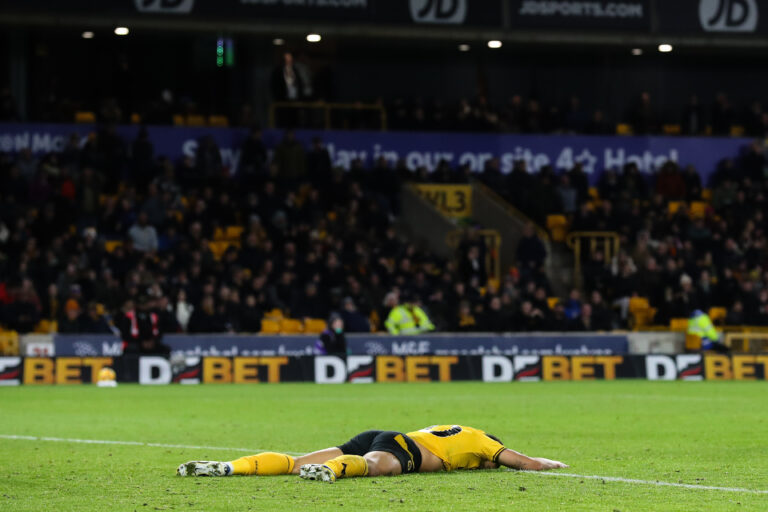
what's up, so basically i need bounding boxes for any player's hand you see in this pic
[532,457,569,470]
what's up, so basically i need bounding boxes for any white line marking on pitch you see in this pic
[520,471,768,494]
[0,434,303,456]
[2,434,765,494]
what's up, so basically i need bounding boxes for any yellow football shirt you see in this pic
[406,425,506,471]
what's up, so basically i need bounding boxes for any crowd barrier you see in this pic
[0,354,765,385]
[19,333,667,358]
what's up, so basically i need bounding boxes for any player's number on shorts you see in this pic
[423,426,462,437]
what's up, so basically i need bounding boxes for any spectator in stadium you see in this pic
[315,313,346,355]
[187,295,228,334]
[339,297,371,333]
[271,52,305,102]
[79,302,113,333]
[58,299,83,333]
[384,293,435,335]
[515,223,547,272]
[128,212,158,253]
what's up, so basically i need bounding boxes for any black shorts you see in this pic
[338,430,422,474]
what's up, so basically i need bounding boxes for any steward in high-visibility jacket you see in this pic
[687,309,726,352]
[385,299,435,335]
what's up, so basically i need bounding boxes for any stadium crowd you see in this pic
[0,124,766,343]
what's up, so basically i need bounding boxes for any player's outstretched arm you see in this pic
[497,449,568,471]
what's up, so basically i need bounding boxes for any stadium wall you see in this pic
[0,354,765,385]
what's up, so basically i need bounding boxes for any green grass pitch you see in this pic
[1,381,766,511]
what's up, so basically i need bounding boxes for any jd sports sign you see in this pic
[699,0,758,32]
[409,0,467,24]
[135,0,195,14]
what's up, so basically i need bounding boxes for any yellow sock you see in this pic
[229,452,295,476]
[324,455,369,479]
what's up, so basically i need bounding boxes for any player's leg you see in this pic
[178,448,343,477]
[300,431,421,482]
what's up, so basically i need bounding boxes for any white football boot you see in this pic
[176,461,230,476]
[299,464,337,483]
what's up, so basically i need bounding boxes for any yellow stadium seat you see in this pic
[546,214,568,242]
[260,318,281,334]
[207,241,232,261]
[685,334,702,351]
[0,331,20,356]
[186,115,206,126]
[709,307,727,324]
[130,113,141,124]
[628,297,650,313]
[304,318,327,334]
[547,297,559,310]
[74,111,96,123]
[701,189,712,201]
[280,318,304,334]
[730,125,745,137]
[588,187,599,200]
[670,318,689,331]
[225,226,244,241]
[662,124,681,135]
[616,123,633,135]
[209,115,229,127]
[172,115,185,126]
[104,240,123,253]
[265,308,284,320]
[689,201,708,219]
[668,201,685,215]
[34,320,52,334]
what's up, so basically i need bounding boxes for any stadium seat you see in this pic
[670,318,689,331]
[547,297,559,310]
[104,240,123,253]
[709,307,727,324]
[280,318,304,334]
[213,227,226,241]
[304,318,327,334]
[588,187,599,200]
[730,125,745,137]
[34,319,54,333]
[130,113,141,124]
[172,115,185,126]
[265,308,284,320]
[259,319,281,334]
[0,331,20,356]
[186,115,206,126]
[616,123,633,135]
[208,115,229,127]
[628,297,650,312]
[662,124,681,135]
[74,111,96,123]
[701,189,713,201]
[689,201,708,218]
[207,241,231,260]
[685,334,702,351]
[546,214,568,242]
[668,201,685,215]
[225,226,244,240]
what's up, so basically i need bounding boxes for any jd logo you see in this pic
[699,0,758,32]
[135,0,195,14]
[409,0,467,24]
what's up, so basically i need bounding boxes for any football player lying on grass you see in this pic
[177,425,568,482]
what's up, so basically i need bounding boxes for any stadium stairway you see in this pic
[398,182,568,295]
[471,183,568,295]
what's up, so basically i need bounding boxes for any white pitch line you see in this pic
[521,471,768,494]
[2,434,765,494]
[0,434,302,456]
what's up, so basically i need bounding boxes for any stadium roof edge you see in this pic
[2,12,768,49]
